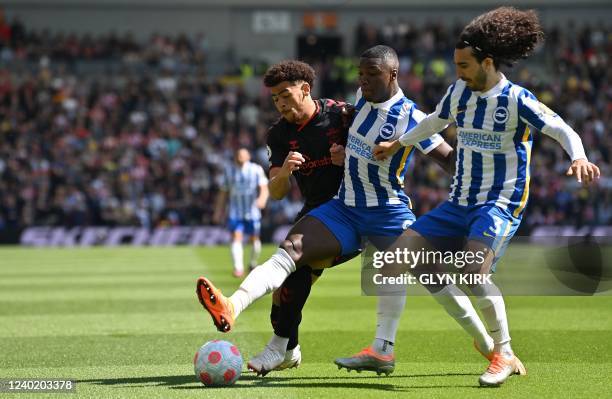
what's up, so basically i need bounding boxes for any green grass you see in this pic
[0,246,611,399]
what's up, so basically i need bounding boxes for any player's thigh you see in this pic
[398,229,451,279]
[309,256,336,270]
[375,229,433,277]
[282,215,342,266]
[228,219,245,241]
[466,205,520,273]
[409,201,469,252]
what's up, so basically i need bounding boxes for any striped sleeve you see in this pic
[434,82,457,120]
[518,90,587,161]
[410,108,445,154]
[256,164,268,185]
[398,107,450,147]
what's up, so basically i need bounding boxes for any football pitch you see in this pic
[1,245,611,399]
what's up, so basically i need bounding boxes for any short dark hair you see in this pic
[456,7,544,68]
[263,60,315,88]
[360,45,399,70]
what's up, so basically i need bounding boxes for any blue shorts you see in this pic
[307,198,416,256]
[410,201,521,270]
[227,218,261,236]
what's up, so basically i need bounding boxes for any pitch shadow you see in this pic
[78,371,481,391]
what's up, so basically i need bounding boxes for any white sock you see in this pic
[372,338,394,356]
[229,248,296,317]
[433,285,493,352]
[250,239,262,267]
[374,295,406,345]
[473,283,513,356]
[267,333,289,353]
[230,241,244,273]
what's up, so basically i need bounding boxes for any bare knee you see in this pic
[462,241,494,274]
[279,235,303,264]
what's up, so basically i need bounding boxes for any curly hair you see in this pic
[456,7,544,68]
[263,60,315,88]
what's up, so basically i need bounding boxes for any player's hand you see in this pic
[280,151,305,177]
[566,159,601,185]
[341,104,355,129]
[330,143,345,166]
[255,198,267,209]
[373,140,402,161]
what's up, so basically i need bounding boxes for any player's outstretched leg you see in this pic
[374,229,494,352]
[196,276,235,332]
[196,216,340,333]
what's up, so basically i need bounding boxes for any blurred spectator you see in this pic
[0,19,610,238]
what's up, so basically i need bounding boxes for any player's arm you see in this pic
[424,141,455,175]
[212,189,227,225]
[374,85,455,160]
[518,94,600,184]
[330,143,346,166]
[328,101,352,166]
[268,151,305,200]
[256,167,270,209]
[213,168,230,224]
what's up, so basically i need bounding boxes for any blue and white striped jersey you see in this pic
[401,74,586,217]
[338,88,444,208]
[221,161,268,220]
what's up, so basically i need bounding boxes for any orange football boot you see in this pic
[196,277,235,332]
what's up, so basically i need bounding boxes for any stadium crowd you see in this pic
[0,16,609,238]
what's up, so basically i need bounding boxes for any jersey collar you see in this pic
[369,88,404,110]
[473,73,508,98]
[297,100,320,132]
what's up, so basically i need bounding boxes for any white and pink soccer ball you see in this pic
[194,340,242,386]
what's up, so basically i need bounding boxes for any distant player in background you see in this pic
[213,148,269,277]
[372,7,601,386]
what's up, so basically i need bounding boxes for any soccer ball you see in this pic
[194,340,242,386]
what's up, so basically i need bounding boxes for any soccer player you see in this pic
[213,148,269,277]
[197,46,494,377]
[255,59,358,373]
[371,7,601,386]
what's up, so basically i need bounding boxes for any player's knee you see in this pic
[462,263,481,275]
[279,237,303,263]
[462,259,493,275]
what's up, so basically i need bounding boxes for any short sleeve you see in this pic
[256,165,268,185]
[408,108,446,154]
[266,124,287,169]
[434,82,457,120]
